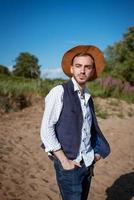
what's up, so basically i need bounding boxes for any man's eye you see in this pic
[75,65,81,68]
[86,66,93,69]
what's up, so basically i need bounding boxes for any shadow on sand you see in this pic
[106,172,134,200]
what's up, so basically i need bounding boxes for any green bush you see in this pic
[0,75,133,113]
[88,80,134,103]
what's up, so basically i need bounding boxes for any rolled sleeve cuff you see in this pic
[45,144,61,153]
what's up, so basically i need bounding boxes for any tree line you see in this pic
[0,52,40,79]
[104,26,134,85]
[0,26,134,84]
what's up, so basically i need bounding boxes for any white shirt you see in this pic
[40,77,94,167]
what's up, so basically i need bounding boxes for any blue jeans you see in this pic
[54,159,93,200]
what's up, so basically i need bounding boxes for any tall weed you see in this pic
[0,75,133,112]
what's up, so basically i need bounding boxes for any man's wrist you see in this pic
[53,149,68,163]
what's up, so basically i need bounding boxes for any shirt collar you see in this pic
[71,77,81,92]
[71,77,91,101]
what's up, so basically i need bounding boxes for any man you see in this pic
[40,45,110,200]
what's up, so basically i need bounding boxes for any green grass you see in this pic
[0,75,133,113]
[0,75,64,97]
[0,75,39,96]
[93,101,109,119]
[0,75,65,112]
[87,81,134,103]
[127,108,134,117]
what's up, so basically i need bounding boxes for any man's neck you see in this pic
[71,77,86,94]
[77,84,85,94]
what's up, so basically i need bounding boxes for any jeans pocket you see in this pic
[61,165,77,172]
[54,158,77,173]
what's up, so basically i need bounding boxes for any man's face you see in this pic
[71,55,95,87]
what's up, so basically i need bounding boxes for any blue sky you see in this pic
[0,0,134,79]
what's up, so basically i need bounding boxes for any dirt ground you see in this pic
[0,97,134,200]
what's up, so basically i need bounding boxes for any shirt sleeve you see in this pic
[40,85,64,152]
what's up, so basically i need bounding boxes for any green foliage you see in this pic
[13,52,41,78]
[0,75,64,97]
[127,108,134,117]
[0,75,39,96]
[0,65,11,75]
[94,101,109,119]
[0,75,133,113]
[87,80,134,103]
[104,26,134,84]
[0,75,65,112]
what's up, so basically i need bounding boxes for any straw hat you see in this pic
[61,45,104,80]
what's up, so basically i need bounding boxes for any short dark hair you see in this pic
[71,53,95,68]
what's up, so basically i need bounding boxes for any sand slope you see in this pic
[0,98,134,200]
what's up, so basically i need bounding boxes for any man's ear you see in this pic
[70,66,73,74]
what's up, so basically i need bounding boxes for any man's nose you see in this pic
[81,66,85,73]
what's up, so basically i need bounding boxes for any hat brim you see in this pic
[61,45,104,80]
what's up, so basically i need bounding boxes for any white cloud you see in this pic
[41,67,68,80]
[8,65,14,72]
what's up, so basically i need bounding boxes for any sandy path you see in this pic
[0,98,134,200]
